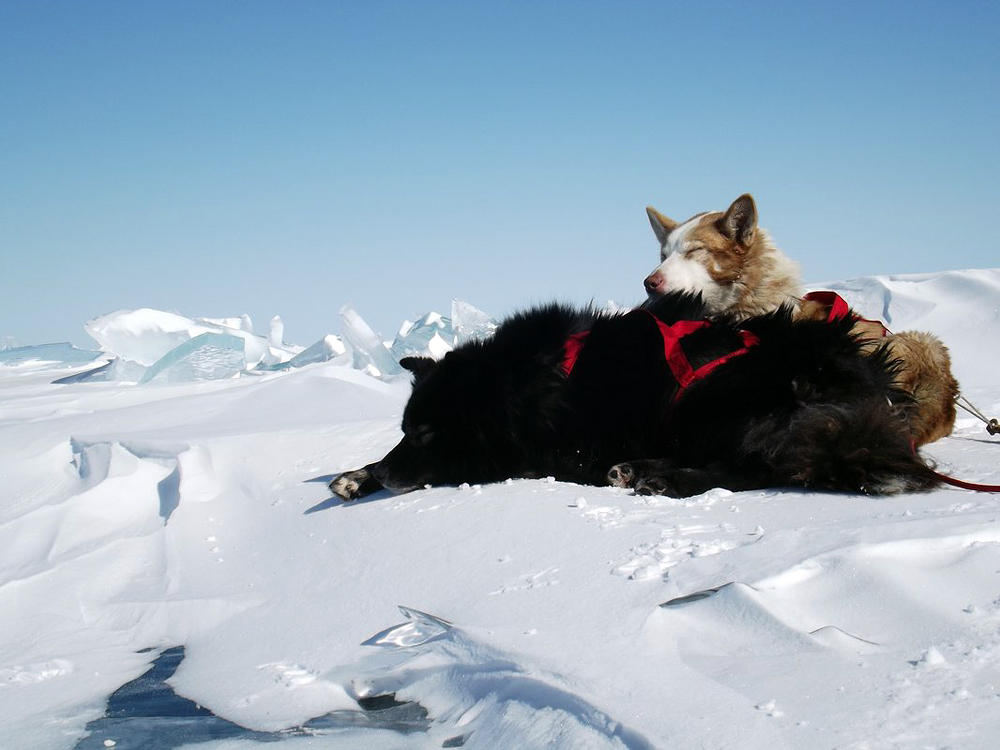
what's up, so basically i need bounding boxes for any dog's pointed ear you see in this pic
[646,206,677,245]
[719,194,757,247]
[399,356,436,384]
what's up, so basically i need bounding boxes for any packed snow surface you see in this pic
[2,269,1000,749]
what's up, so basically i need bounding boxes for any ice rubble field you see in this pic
[3,269,1000,750]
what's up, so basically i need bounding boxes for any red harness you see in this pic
[565,294,1000,494]
[561,310,760,397]
[802,291,889,336]
[562,294,868,386]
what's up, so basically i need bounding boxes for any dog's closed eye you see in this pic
[408,424,435,446]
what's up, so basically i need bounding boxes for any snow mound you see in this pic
[822,268,1000,387]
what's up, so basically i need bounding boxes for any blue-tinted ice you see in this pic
[339,304,404,377]
[140,333,246,384]
[390,312,453,361]
[0,342,104,368]
[342,301,497,379]
[387,301,496,362]
[361,606,453,648]
[76,646,430,749]
[29,301,497,385]
[451,299,497,345]
[258,334,348,372]
[287,334,347,368]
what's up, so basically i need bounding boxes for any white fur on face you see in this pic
[654,251,715,296]
[660,215,702,261]
[648,215,740,313]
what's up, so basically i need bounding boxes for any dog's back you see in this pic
[359,293,938,498]
[652,309,937,495]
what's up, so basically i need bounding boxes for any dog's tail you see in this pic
[749,400,940,495]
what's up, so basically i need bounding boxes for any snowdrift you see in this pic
[2,269,1000,749]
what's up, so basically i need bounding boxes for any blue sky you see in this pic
[3,1,999,348]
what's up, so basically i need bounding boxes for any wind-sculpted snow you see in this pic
[1,269,1000,748]
[822,268,1000,386]
[74,645,433,748]
[341,606,656,749]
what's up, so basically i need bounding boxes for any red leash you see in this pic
[910,439,1000,493]
[929,470,1000,493]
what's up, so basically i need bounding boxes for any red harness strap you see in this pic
[803,291,890,337]
[561,311,760,395]
[652,317,760,390]
[561,331,590,377]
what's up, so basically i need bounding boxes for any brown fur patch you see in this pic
[685,212,746,284]
[795,297,830,323]
[794,295,957,445]
[687,215,802,319]
[883,332,959,445]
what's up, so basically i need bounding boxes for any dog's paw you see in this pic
[329,468,371,501]
[607,462,635,488]
[634,477,675,496]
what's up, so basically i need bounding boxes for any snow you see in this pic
[2,269,1000,749]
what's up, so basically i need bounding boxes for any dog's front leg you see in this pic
[329,463,384,501]
[607,459,682,495]
[608,460,767,497]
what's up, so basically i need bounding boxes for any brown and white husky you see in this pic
[642,194,958,446]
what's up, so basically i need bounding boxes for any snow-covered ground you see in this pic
[3,269,1000,750]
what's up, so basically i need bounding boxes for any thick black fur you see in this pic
[329,292,939,500]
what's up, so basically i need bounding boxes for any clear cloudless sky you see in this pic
[2,0,999,347]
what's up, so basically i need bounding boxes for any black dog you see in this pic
[330,292,938,500]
